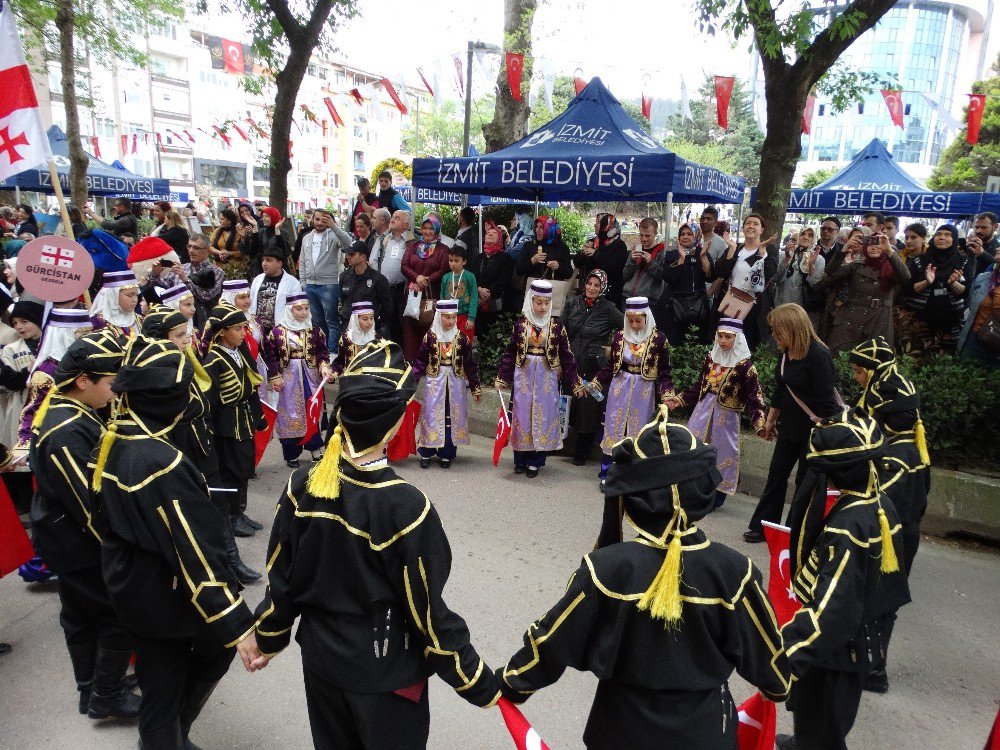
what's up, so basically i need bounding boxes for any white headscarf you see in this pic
[346,308,376,346]
[711,318,753,368]
[221,279,250,306]
[34,309,92,370]
[277,294,313,332]
[623,297,655,345]
[89,278,139,328]
[521,279,553,329]
[161,284,195,334]
[431,300,459,343]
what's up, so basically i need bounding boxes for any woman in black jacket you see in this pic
[660,223,714,345]
[745,303,841,543]
[151,203,190,263]
[562,269,623,465]
[10,204,39,238]
[515,215,573,281]
[575,213,629,304]
[476,220,515,340]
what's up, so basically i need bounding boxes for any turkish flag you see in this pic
[349,87,365,106]
[714,76,735,129]
[498,698,551,750]
[90,135,101,159]
[802,95,816,135]
[155,132,165,153]
[254,400,277,466]
[881,89,904,128]
[968,94,988,145]
[222,39,245,74]
[387,400,421,462]
[212,125,232,147]
[0,478,34,577]
[299,377,328,446]
[416,66,434,97]
[984,706,1000,750]
[641,92,652,121]
[0,0,52,180]
[120,134,128,155]
[232,124,249,142]
[574,72,586,95]
[493,395,512,467]
[380,77,408,114]
[736,692,777,750]
[453,54,465,98]
[323,97,345,128]
[131,134,138,154]
[761,521,800,627]
[506,52,524,102]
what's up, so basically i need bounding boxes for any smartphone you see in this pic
[861,235,879,248]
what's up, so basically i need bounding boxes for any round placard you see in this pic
[15,236,95,302]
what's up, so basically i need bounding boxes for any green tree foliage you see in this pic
[402,98,493,158]
[801,167,838,188]
[928,53,1000,191]
[663,139,732,174]
[667,75,764,181]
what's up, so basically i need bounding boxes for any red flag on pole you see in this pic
[232,123,249,141]
[881,89,904,128]
[323,97,345,128]
[498,698,551,750]
[714,76,735,129]
[984,705,1000,750]
[802,95,816,135]
[493,391,512,467]
[379,77,408,114]
[452,54,465,98]
[641,93,652,121]
[155,132,165,153]
[573,69,586,95]
[221,38,245,74]
[761,521,800,627]
[416,66,434,97]
[299,377,329,446]
[736,692,777,750]
[120,134,128,155]
[506,52,524,102]
[387,400,421,462]
[88,135,100,158]
[131,134,137,154]
[254,401,277,466]
[349,88,365,106]
[184,129,196,143]
[212,126,232,147]
[968,94,987,145]
[0,478,34,577]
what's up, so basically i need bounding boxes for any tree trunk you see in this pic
[751,74,809,242]
[268,55,309,216]
[482,0,537,153]
[55,0,89,208]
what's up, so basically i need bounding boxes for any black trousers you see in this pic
[3,472,34,515]
[748,435,809,532]
[215,435,254,516]
[58,565,131,649]
[303,667,430,750]
[790,667,864,750]
[384,282,406,347]
[880,520,922,666]
[134,632,236,743]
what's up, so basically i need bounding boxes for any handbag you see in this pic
[975,312,1000,352]
[403,289,423,320]
[418,294,436,326]
[718,287,756,320]
[780,354,846,423]
[670,293,710,325]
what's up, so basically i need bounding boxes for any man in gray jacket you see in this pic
[296,209,353,353]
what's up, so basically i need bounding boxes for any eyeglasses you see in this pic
[820,226,837,231]
[187,243,206,249]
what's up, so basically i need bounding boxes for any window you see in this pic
[354,125,363,138]
[818,104,825,117]
[322,146,329,163]
[336,72,345,85]
[198,162,247,192]
[296,173,320,190]
[253,166,270,182]
[332,174,339,189]
[353,150,364,171]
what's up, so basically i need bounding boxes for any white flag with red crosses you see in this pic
[0,0,51,180]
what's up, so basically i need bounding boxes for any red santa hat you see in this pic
[127,236,181,281]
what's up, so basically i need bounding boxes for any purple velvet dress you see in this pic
[263,325,329,443]
[411,332,480,450]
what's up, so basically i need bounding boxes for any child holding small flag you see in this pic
[411,300,480,469]
[264,294,331,468]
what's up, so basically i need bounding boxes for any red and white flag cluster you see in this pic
[0,0,51,180]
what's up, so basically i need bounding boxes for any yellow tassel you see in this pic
[186,346,213,395]
[637,533,684,626]
[30,387,56,433]
[914,418,930,467]
[91,422,118,493]
[877,506,900,574]
[307,424,342,499]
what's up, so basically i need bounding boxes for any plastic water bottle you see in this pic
[583,379,604,402]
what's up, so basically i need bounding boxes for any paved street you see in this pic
[1,434,998,749]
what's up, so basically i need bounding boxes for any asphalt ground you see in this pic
[1,434,997,749]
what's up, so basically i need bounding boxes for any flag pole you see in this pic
[48,160,75,241]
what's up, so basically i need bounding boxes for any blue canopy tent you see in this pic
[757,138,992,218]
[109,161,188,202]
[0,126,173,198]
[412,78,745,234]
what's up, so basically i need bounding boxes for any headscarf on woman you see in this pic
[595,213,621,249]
[534,216,561,246]
[925,224,963,281]
[863,239,898,290]
[89,270,139,329]
[581,269,608,308]
[711,317,753,369]
[483,220,505,256]
[346,301,376,346]
[416,217,441,259]
[277,292,313,332]
[622,297,656,345]
[430,299,459,344]
[259,206,282,228]
[509,212,534,253]
[522,279,554,329]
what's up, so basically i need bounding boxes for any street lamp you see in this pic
[462,41,503,162]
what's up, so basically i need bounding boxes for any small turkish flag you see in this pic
[714,76,735,129]
[984,705,1000,750]
[323,97,345,128]
[349,88,365,106]
[417,66,434,97]
[255,400,277,466]
[120,134,128,155]
[573,70,586,95]
[222,39,245,74]
[762,521,800,627]
[0,477,34,577]
[506,52,524,102]
[641,92,652,121]
[881,89,904,128]
[736,692,777,750]
[299,376,328,446]
[90,135,101,159]
[387,400,421,462]
[968,94,987,145]
[232,124,249,142]
[131,134,138,154]
[802,95,816,135]
[498,698,551,750]
[212,126,232,147]
[493,393,512,467]
[379,77,408,114]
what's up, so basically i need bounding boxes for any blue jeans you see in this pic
[305,284,340,353]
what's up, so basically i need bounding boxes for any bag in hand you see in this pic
[404,288,436,326]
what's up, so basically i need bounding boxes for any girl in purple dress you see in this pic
[264,293,331,468]
[664,318,767,508]
[494,280,585,478]
[331,301,382,380]
[411,299,481,469]
[593,296,674,484]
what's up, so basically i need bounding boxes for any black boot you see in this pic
[178,679,221,750]
[226,519,261,584]
[864,668,889,693]
[66,642,97,715]
[137,724,184,750]
[88,647,141,719]
[230,514,255,538]
[239,512,263,531]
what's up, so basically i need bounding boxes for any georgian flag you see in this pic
[40,244,76,268]
[498,698,550,750]
[0,0,52,180]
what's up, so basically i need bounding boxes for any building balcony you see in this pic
[153,108,192,122]
[151,73,190,89]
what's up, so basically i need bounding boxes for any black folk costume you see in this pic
[849,337,930,693]
[28,331,140,720]
[93,338,255,750]
[780,409,911,750]
[499,409,790,750]
[201,303,267,538]
[254,342,501,750]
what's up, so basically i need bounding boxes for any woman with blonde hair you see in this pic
[744,303,841,543]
